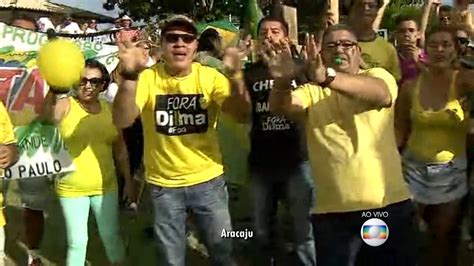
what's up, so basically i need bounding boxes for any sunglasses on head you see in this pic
[458,37,470,45]
[164,33,196,44]
[78,77,103,87]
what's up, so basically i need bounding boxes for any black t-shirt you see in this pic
[244,60,308,171]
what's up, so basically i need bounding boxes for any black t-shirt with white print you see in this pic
[244,59,308,171]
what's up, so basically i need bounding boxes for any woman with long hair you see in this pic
[395,27,474,266]
[41,59,135,266]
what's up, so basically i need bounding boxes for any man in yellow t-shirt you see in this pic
[266,25,415,266]
[113,15,250,265]
[0,101,19,264]
[348,0,401,81]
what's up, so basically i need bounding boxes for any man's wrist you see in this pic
[228,71,243,80]
[318,67,336,87]
[120,71,140,81]
[224,66,242,79]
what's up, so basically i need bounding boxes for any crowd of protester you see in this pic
[35,14,135,35]
[2,0,474,265]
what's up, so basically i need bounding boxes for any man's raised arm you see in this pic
[269,77,307,119]
[113,79,141,128]
[221,38,252,123]
[262,39,308,119]
[112,41,149,129]
[323,70,393,108]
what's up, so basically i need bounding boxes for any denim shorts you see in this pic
[402,151,468,205]
[18,177,52,210]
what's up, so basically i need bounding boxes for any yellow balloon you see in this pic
[37,39,85,91]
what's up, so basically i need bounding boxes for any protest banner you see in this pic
[0,23,119,74]
[1,120,75,180]
[0,22,119,179]
[58,29,120,44]
[56,26,144,44]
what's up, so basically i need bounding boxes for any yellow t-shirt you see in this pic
[136,62,230,187]
[293,67,411,214]
[56,98,118,197]
[358,36,401,82]
[0,102,15,226]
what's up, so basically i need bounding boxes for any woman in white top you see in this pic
[85,19,98,34]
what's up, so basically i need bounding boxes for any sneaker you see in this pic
[28,258,43,266]
[418,219,427,232]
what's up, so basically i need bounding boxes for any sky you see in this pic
[51,0,120,18]
[52,0,456,19]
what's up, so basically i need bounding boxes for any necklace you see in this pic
[75,99,100,114]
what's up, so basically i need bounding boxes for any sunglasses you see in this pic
[164,33,196,44]
[458,37,470,45]
[78,77,103,87]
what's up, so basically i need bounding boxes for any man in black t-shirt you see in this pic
[242,16,316,266]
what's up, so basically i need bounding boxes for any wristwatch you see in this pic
[319,67,336,87]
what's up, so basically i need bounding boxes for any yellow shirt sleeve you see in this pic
[291,83,315,109]
[0,102,16,144]
[135,69,153,112]
[0,206,5,227]
[363,67,399,105]
[387,43,402,82]
[211,71,231,107]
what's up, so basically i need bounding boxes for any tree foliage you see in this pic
[117,0,305,23]
[296,0,328,34]
[116,0,434,36]
[117,0,245,22]
[380,0,438,33]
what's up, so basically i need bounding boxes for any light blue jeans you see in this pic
[149,176,233,266]
[59,191,125,266]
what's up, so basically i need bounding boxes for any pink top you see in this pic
[398,49,428,86]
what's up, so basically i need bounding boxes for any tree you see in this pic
[116,0,245,22]
[117,0,415,39]
[380,0,438,33]
[115,0,303,23]
[296,0,329,34]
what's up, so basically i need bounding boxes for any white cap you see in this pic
[120,15,133,22]
[37,17,55,32]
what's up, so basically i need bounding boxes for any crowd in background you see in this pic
[34,14,136,35]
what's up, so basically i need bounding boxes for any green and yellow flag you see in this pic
[244,0,264,39]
